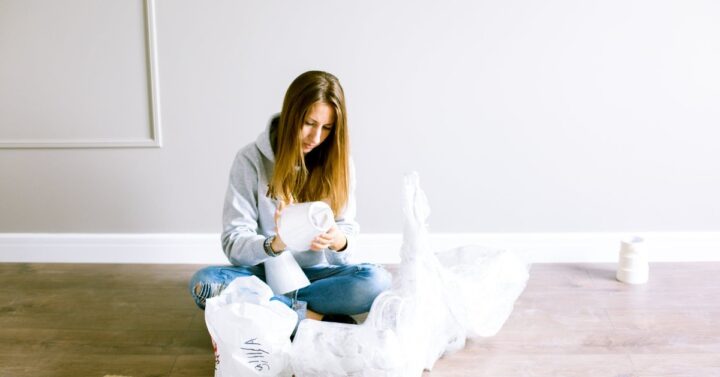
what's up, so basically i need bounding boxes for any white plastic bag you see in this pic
[205,276,297,377]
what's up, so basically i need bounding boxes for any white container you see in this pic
[616,236,649,284]
[264,251,311,295]
[278,201,335,251]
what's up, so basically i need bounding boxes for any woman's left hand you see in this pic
[309,224,347,252]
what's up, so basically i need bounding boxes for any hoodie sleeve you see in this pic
[324,158,359,265]
[220,153,271,266]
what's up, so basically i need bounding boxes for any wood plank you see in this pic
[631,354,720,377]
[523,263,596,291]
[0,354,54,377]
[46,354,176,377]
[422,353,635,377]
[0,328,210,356]
[168,355,215,377]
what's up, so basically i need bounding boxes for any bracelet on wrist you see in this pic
[263,235,283,257]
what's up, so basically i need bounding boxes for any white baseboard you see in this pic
[0,233,227,264]
[1,232,719,264]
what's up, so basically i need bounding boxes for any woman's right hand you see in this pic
[272,199,288,252]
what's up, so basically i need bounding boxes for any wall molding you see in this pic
[1,232,719,264]
[0,0,162,149]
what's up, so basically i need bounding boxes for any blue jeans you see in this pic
[189,263,392,315]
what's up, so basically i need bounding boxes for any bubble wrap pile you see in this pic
[290,172,530,377]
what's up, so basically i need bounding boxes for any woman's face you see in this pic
[301,102,335,155]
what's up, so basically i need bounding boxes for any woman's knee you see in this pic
[189,267,223,310]
[348,264,392,311]
[355,263,392,292]
[188,265,257,310]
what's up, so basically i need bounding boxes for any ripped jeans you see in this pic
[189,263,392,315]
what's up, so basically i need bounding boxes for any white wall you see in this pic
[1,0,719,236]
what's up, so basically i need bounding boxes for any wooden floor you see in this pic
[1,262,718,377]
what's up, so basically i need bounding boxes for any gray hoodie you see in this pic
[220,117,358,267]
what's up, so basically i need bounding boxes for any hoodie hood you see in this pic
[255,114,279,162]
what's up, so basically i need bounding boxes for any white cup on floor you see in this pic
[278,201,335,251]
[616,236,649,284]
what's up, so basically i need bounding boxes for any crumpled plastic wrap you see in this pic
[436,245,530,338]
[388,172,468,374]
[288,172,530,376]
[289,292,405,377]
[205,276,298,377]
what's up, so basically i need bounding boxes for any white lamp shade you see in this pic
[278,201,335,251]
[264,251,311,295]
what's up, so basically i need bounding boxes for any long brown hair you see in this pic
[267,71,350,215]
